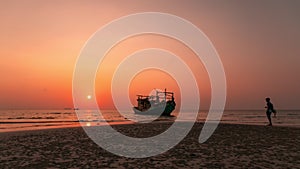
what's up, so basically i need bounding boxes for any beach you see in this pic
[0,122,299,168]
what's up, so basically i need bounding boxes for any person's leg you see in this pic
[267,112,272,126]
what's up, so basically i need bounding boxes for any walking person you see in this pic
[265,97,276,126]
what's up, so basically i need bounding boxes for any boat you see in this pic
[133,89,176,116]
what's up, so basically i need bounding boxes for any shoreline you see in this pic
[1,119,299,134]
[1,109,299,133]
[1,121,299,138]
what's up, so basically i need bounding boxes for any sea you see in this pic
[0,109,299,132]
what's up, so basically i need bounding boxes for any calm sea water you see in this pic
[0,109,299,132]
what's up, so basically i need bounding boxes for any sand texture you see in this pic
[0,122,299,168]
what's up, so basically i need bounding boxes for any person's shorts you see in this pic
[266,111,272,117]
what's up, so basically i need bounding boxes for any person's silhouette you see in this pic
[265,97,275,126]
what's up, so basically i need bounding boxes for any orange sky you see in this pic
[0,0,299,110]
[95,34,210,110]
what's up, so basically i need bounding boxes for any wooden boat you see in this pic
[133,89,176,116]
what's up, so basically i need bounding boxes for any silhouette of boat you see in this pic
[133,89,176,116]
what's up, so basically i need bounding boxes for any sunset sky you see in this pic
[0,0,299,110]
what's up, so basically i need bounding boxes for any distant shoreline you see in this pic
[1,108,300,111]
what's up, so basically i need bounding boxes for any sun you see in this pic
[87,95,92,100]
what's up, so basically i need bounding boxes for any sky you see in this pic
[0,0,299,110]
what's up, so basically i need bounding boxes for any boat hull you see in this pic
[133,101,176,116]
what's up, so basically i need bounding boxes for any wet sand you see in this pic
[0,122,299,168]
